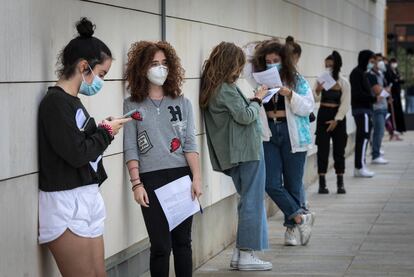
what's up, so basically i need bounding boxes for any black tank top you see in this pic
[321,89,342,105]
[263,94,285,112]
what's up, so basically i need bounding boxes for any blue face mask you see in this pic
[79,65,104,96]
[366,62,375,71]
[266,62,282,71]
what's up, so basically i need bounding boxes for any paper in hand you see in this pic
[262,88,280,104]
[380,89,390,98]
[252,67,283,88]
[155,175,201,231]
[317,72,337,91]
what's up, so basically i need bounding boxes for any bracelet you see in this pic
[130,177,140,183]
[132,183,144,191]
[99,123,114,137]
[251,97,263,106]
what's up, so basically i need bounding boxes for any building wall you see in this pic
[387,1,414,31]
[0,0,385,276]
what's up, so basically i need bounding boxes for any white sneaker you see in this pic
[230,248,239,269]
[310,212,316,227]
[380,149,385,156]
[354,167,375,178]
[372,157,389,164]
[297,213,313,246]
[284,228,298,246]
[238,250,272,271]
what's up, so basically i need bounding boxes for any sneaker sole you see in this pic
[238,264,272,271]
[354,174,374,178]
[300,233,311,246]
[284,241,298,246]
[299,214,313,246]
[310,213,316,227]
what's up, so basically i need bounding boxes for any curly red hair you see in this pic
[124,41,185,102]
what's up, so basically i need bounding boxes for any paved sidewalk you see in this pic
[195,132,414,276]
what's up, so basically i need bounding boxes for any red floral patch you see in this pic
[131,111,143,121]
[170,138,181,153]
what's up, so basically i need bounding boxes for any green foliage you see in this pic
[389,48,414,87]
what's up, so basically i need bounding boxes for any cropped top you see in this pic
[264,94,285,112]
[321,89,342,105]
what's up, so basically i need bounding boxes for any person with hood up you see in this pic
[349,50,377,178]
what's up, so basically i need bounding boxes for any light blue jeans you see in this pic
[372,109,387,159]
[406,95,414,113]
[225,147,268,250]
[264,121,306,228]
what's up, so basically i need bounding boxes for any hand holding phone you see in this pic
[123,109,138,118]
[123,109,142,121]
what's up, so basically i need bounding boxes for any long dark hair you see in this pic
[252,40,297,89]
[199,42,246,109]
[57,17,112,79]
[286,36,302,58]
[326,50,342,81]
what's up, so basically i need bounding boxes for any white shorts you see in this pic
[38,184,106,244]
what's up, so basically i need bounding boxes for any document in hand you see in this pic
[252,67,283,88]
[380,89,390,98]
[317,72,337,91]
[155,175,201,231]
[262,88,281,104]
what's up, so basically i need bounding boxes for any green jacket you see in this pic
[203,82,262,172]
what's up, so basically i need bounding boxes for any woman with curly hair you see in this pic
[252,39,315,247]
[200,42,272,271]
[123,41,202,277]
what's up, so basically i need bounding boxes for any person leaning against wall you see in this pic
[200,42,272,271]
[285,36,316,211]
[314,51,350,194]
[251,39,315,248]
[37,18,130,277]
[123,40,202,277]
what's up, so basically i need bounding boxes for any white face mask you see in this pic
[147,65,168,86]
[325,67,332,74]
[391,63,398,69]
[377,61,386,72]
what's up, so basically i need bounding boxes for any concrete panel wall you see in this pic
[0,0,385,276]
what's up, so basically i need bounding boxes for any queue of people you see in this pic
[350,50,405,180]
[37,17,405,277]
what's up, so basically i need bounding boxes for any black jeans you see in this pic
[353,112,372,169]
[316,107,348,174]
[140,167,193,277]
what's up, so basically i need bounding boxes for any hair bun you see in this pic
[76,17,95,38]
[286,36,295,44]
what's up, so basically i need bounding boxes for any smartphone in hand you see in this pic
[122,109,142,121]
[123,109,138,118]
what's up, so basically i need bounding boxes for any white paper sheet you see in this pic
[155,175,200,231]
[262,88,280,104]
[317,72,337,91]
[380,89,390,98]
[252,67,282,88]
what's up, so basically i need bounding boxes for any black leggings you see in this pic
[316,107,348,174]
[140,167,193,277]
[353,113,372,169]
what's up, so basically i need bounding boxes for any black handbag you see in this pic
[309,112,316,122]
